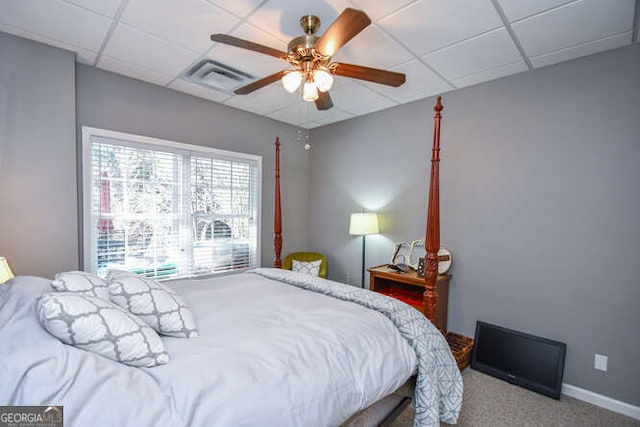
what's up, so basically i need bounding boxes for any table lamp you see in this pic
[0,257,15,284]
[349,212,379,288]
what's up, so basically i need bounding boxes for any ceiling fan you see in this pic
[210,8,406,111]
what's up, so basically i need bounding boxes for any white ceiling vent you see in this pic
[182,60,254,93]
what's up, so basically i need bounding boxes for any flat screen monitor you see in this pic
[471,321,566,399]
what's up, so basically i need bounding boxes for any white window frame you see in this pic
[81,126,262,279]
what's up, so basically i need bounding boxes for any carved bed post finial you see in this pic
[274,137,283,268]
[424,96,443,325]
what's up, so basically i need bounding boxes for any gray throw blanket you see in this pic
[249,268,463,427]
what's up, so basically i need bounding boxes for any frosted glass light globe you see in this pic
[302,81,319,101]
[281,71,302,93]
[313,69,334,92]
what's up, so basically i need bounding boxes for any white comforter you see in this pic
[0,272,417,426]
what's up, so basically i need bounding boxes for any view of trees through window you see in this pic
[88,134,259,279]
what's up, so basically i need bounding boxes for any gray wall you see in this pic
[0,33,78,278]
[309,45,640,405]
[76,65,311,269]
[0,31,310,278]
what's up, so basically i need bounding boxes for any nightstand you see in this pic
[367,264,450,331]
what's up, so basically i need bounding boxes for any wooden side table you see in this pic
[367,264,450,331]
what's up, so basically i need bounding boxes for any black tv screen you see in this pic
[471,321,566,399]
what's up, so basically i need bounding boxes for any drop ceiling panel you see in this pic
[332,25,414,69]
[2,0,636,129]
[62,0,124,18]
[120,0,238,53]
[496,0,575,22]
[101,24,200,76]
[246,0,352,42]
[0,22,98,64]
[379,0,503,56]
[512,0,635,57]
[530,31,632,68]
[243,83,301,111]
[205,0,264,19]
[346,0,418,21]
[99,55,174,86]
[452,60,528,88]
[0,0,112,51]
[223,96,278,116]
[207,23,288,78]
[267,101,310,125]
[362,59,452,104]
[422,28,522,81]
[169,79,232,103]
[328,83,396,115]
[309,107,354,128]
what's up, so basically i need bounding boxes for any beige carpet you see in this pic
[389,369,640,427]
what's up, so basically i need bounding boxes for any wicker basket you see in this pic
[445,332,474,371]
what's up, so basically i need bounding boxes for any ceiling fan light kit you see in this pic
[210,8,406,111]
[282,71,302,93]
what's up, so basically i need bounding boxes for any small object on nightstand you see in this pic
[388,263,409,273]
[416,257,425,278]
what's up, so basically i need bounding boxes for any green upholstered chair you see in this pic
[282,252,327,278]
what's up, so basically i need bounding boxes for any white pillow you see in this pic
[107,270,198,338]
[51,271,110,301]
[37,292,169,367]
[292,259,322,277]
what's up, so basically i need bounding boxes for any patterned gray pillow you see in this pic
[37,292,169,367]
[107,270,198,338]
[292,259,321,277]
[51,271,110,301]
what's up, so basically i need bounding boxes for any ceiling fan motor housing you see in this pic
[287,34,319,55]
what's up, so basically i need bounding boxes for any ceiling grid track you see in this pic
[164,0,270,88]
[372,23,457,90]
[490,0,533,70]
[92,0,131,67]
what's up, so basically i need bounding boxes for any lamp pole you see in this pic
[360,234,366,288]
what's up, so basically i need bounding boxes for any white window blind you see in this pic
[83,128,261,280]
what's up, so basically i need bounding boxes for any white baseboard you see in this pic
[562,383,640,420]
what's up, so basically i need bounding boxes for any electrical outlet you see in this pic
[594,354,608,372]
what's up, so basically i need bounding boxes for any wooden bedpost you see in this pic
[273,137,283,268]
[423,97,443,325]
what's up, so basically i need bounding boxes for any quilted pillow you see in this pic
[107,270,198,338]
[36,292,169,367]
[51,271,110,301]
[292,259,322,277]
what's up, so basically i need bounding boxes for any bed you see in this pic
[0,98,461,427]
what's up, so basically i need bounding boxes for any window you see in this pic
[82,127,261,280]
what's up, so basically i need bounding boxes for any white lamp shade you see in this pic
[302,81,319,101]
[349,212,379,236]
[0,257,14,284]
[313,69,334,92]
[281,71,302,93]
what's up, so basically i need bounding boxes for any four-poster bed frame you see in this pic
[272,97,445,327]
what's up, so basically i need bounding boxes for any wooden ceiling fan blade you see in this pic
[210,34,289,61]
[315,91,334,110]
[314,8,371,57]
[234,70,288,95]
[333,63,406,87]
